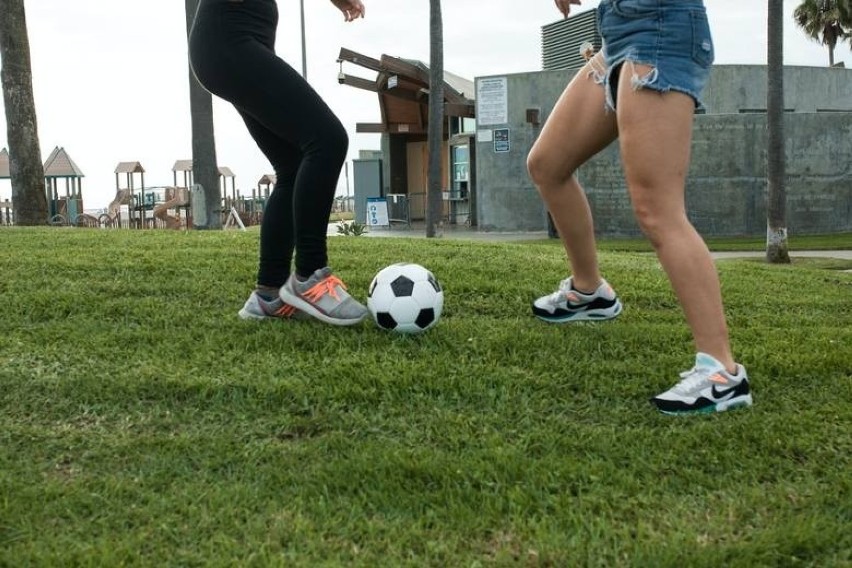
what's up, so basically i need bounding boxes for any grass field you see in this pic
[0,228,850,566]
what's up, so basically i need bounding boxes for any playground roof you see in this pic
[115,161,145,174]
[43,146,85,178]
[258,174,277,186]
[172,160,236,178]
[0,148,9,179]
[172,160,193,172]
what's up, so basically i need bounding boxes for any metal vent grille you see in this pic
[542,9,602,70]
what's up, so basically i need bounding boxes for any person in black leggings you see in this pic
[189,0,369,326]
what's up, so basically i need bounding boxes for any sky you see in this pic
[0,0,850,210]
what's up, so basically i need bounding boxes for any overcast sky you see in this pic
[0,0,849,209]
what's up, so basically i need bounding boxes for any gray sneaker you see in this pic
[279,267,368,326]
[238,291,308,321]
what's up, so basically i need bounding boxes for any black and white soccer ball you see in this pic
[367,263,444,334]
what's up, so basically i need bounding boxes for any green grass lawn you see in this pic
[0,228,849,566]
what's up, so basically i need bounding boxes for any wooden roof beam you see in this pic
[340,74,379,92]
[445,103,476,118]
[338,48,383,73]
[356,123,429,135]
[379,55,430,85]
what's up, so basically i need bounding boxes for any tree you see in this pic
[185,0,221,229]
[793,0,849,67]
[0,0,48,225]
[425,0,444,238]
[766,0,790,263]
[839,0,852,23]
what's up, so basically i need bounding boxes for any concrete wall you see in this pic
[474,65,852,235]
[703,65,852,113]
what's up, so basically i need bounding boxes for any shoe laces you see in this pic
[303,274,347,303]
[547,278,575,303]
[675,365,722,393]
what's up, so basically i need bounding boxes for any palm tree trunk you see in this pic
[185,0,222,229]
[0,0,48,225]
[426,0,445,238]
[766,0,790,263]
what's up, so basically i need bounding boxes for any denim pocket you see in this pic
[690,10,714,67]
[611,0,659,19]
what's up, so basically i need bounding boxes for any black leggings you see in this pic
[188,0,347,287]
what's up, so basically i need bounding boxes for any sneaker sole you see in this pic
[656,394,754,416]
[238,308,267,321]
[238,307,309,322]
[534,300,623,323]
[279,288,367,327]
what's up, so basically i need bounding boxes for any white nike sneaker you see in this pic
[651,352,752,415]
[532,277,622,323]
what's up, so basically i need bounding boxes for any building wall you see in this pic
[474,65,852,235]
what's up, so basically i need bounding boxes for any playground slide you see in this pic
[153,196,188,230]
[108,188,133,218]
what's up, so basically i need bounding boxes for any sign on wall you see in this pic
[476,77,508,126]
[494,128,510,153]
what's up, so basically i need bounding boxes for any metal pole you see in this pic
[300,0,307,79]
[345,161,350,199]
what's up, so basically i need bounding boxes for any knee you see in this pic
[305,117,348,165]
[323,118,349,161]
[527,145,576,191]
[631,199,687,247]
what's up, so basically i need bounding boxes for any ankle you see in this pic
[255,285,279,300]
[571,277,601,295]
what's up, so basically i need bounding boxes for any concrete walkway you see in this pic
[330,223,852,262]
[710,250,852,260]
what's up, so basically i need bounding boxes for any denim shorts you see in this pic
[596,0,714,111]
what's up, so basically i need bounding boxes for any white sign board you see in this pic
[476,129,493,143]
[476,77,508,126]
[366,197,389,226]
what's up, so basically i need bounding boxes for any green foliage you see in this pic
[0,228,849,565]
[336,219,368,236]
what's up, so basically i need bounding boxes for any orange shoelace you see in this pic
[303,275,346,303]
[273,304,297,318]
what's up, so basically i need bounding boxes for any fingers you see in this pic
[554,0,581,18]
[344,0,365,21]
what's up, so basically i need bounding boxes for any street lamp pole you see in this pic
[300,0,307,79]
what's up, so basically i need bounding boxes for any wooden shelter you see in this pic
[0,147,9,179]
[43,146,85,223]
[337,48,477,224]
[257,174,276,198]
[0,148,11,225]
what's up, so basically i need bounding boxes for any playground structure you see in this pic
[103,160,269,229]
[0,146,95,226]
[0,148,10,225]
[0,146,274,229]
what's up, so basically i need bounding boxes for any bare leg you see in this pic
[615,64,735,372]
[527,53,618,292]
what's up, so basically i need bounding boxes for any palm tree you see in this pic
[767,0,790,263]
[185,0,222,229]
[839,0,852,23]
[0,0,48,225]
[793,0,849,67]
[426,0,445,238]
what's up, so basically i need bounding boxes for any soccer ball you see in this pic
[367,263,444,334]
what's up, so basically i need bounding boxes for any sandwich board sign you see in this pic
[366,197,389,226]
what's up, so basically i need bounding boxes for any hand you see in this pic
[331,0,365,22]
[554,0,582,18]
